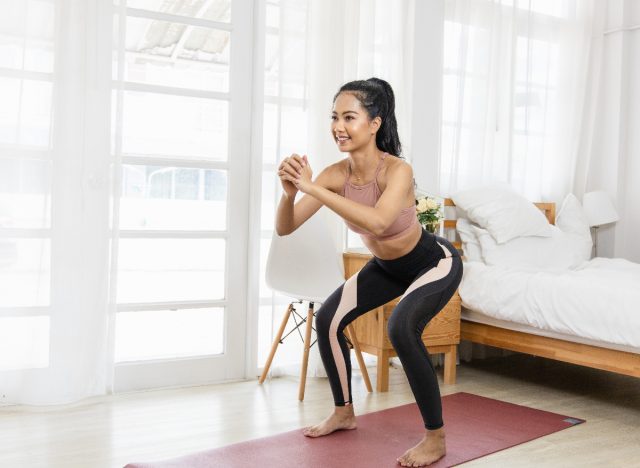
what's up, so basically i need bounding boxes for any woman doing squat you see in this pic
[275,77,462,467]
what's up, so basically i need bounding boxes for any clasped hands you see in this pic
[278,153,314,195]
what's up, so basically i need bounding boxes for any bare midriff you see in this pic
[360,221,422,260]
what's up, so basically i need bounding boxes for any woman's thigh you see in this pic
[316,258,410,332]
[387,255,463,342]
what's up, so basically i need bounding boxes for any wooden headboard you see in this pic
[443,198,556,252]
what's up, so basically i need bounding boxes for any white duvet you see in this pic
[459,257,640,349]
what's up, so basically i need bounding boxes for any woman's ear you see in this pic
[370,116,382,134]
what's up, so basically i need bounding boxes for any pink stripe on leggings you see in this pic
[328,271,359,405]
[398,242,453,302]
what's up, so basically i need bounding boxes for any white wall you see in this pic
[582,0,640,261]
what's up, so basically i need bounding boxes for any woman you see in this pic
[275,77,462,467]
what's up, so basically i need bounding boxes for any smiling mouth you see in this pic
[336,136,350,143]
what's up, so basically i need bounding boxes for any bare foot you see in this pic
[397,428,446,466]
[302,405,357,437]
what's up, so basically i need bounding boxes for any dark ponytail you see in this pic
[333,77,403,158]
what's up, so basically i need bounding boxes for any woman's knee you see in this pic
[387,314,413,350]
[315,293,341,335]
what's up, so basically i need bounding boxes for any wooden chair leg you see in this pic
[376,349,391,392]
[258,303,293,384]
[298,302,315,401]
[346,323,372,393]
[443,344,457,385]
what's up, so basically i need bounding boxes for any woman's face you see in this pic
[331,92,380,152]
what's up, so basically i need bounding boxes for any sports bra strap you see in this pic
[374,152,387,176]
[346,152,387,178]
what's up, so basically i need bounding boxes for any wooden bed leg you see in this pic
[443,345,457,385]
[377,349,390,392]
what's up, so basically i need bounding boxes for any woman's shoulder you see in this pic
[382,154,413,178]
[322,158,350,177]
[316,159,349,192]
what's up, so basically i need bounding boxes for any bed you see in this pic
[443,197,640,378]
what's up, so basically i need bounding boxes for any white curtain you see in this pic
[439,0,605,362]
[573,0,639,262]
[262,0,416,379]
[439,0,600,204]
[0,0,113,405]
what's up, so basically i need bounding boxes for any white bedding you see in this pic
[459,257,640,349]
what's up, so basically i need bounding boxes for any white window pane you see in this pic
[264,32,279,97]
[279,105,308,155]
[261,171,275,231]
[0,0,55,73]
[123,17,230,92]
[279,43,306,100]
[260,236,272,298]
[0,239,50,307]
[462,76,489,126]
[265,2,279,29]
[20,79,52,146]
[0,78,52,147]
[522,0,569,18]
[466,26,490,74]
[117,238,225,303]
[347,229,365,249]
[127,0,231,23]
[262,103,278,164]
[443,21,461,70]
[0,158,51,229]
[115,307,224,362]
[442,74,460,123]
[516,37,557,85]
[120,165,227,230]
[0,77,22,144]
[0,316,49,370]
[118,90,228,160]
[439,124,456,172]
[257,304,274,365]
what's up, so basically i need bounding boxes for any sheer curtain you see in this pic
[259,0,416,379]
[439,0,604,362]
[439,0,599,204]
[0,0,113,405]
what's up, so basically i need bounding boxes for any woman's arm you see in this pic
[275,192,322,236]
[287,157,414,237]
[275,155,341,236]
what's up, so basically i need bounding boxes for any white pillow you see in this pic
[456,218,484,262]
[469,194,593,270]
[451,186,552,244]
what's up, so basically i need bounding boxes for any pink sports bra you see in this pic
[341,152,418,241]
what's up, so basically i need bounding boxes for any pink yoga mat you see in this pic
[124,392,585,468]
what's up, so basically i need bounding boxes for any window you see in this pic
[0,0,55,371]
[440,0,579,198]
[110,0,253,390]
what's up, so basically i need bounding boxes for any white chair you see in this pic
[258,210,372,401]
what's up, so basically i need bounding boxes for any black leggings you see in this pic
[315,229,463,430]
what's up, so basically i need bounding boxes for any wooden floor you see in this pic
[1,352,639,468]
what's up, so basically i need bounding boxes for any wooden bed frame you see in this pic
[443,198,640,378]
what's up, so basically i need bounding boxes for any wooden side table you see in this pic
[343,251,461,392]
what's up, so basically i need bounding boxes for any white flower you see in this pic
[426,198,439,210]
[417,198,429,212]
